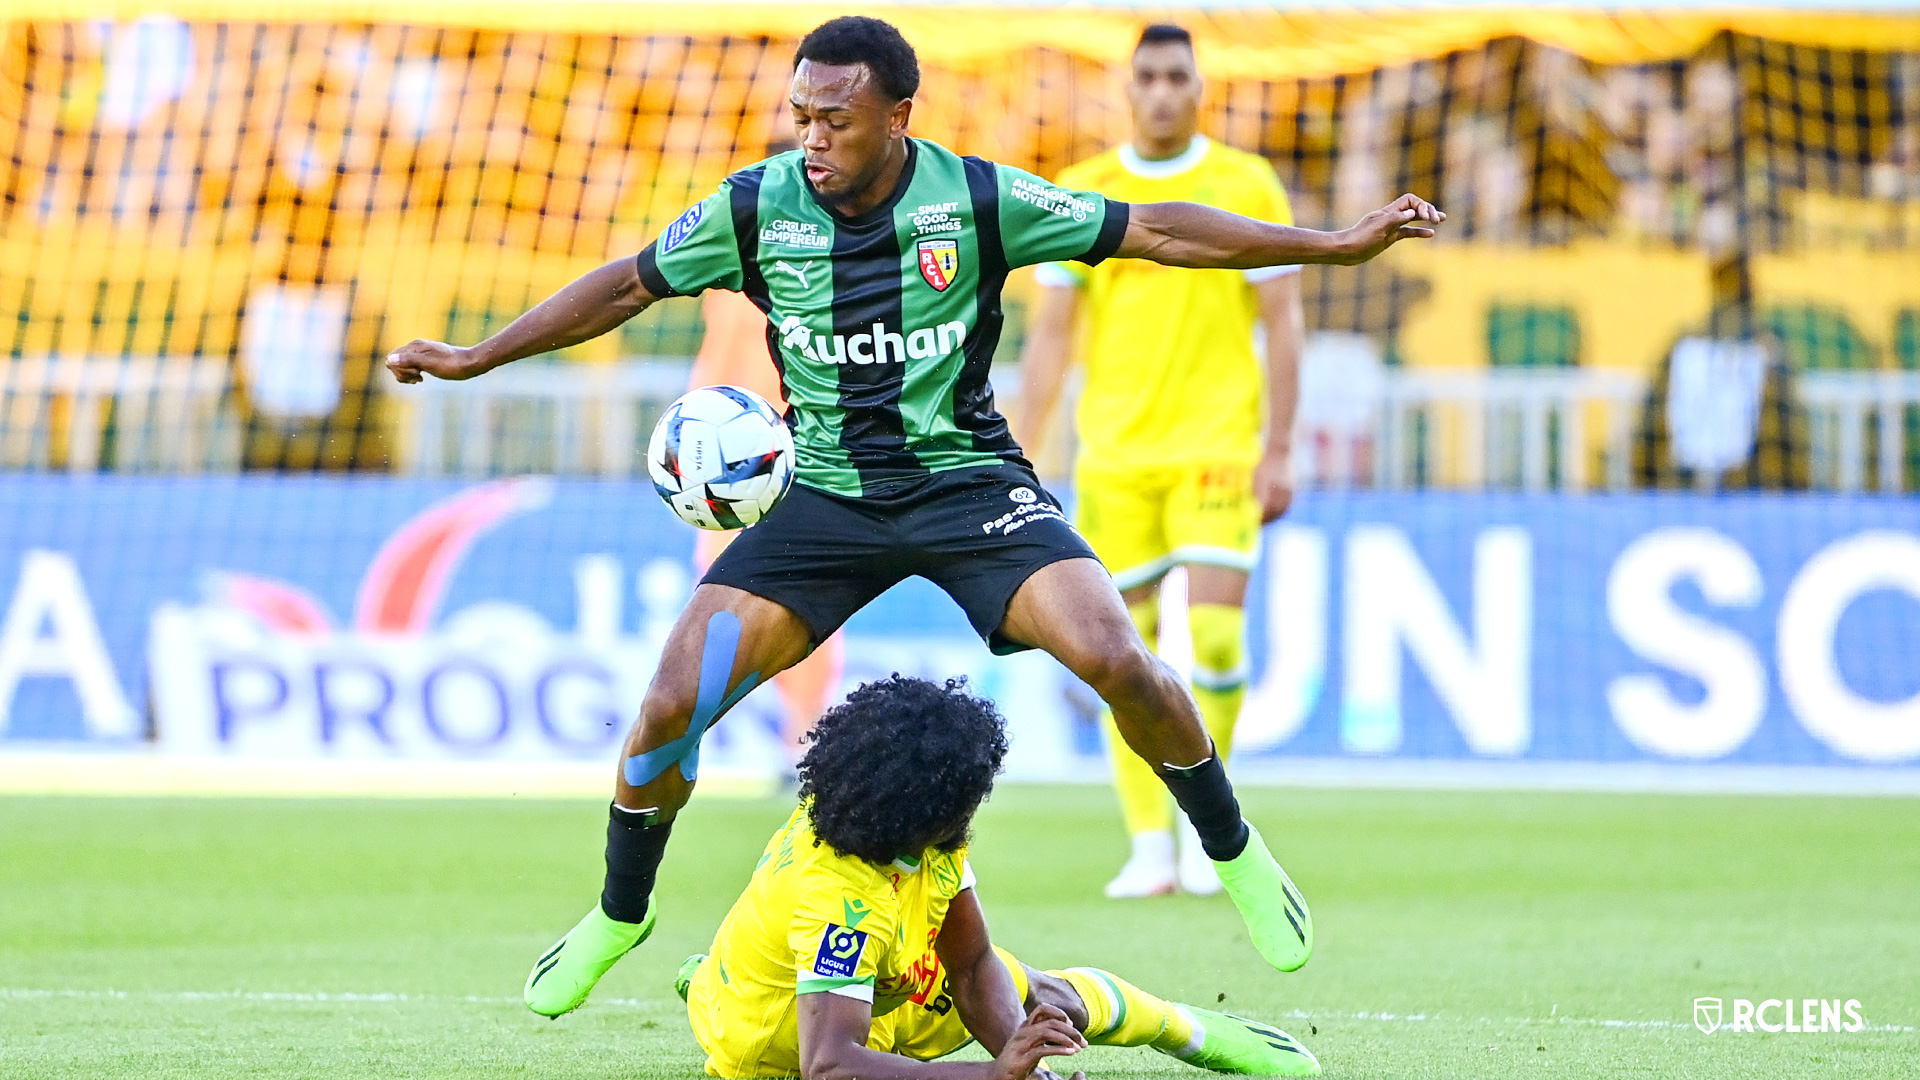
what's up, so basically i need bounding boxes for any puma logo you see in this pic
[773,260,811,288]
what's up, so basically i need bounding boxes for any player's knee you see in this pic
[1073,633,1163,701]
[634,676,700,744]
[1187,603,1247,689]
[1026,970,1090,1032]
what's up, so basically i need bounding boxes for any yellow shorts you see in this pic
[868,947,1030,1062]
[1075,462,1261,593]
[689,947,1030,1078]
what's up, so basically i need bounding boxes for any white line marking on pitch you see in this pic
[0,987,658,1009]
[1273,1008,1914,1034]
[2,989,1908,1033]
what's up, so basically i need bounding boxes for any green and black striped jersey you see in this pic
[636,139,1129,498]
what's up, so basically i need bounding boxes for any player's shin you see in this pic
[1105,595,1180,897]
[1114,596,1174,842]
[1155,750,1247,861]
[1184,603,1248,895]
[1185,603,1247,757]
[601,803,672,923]
[1048,967,1190,1051]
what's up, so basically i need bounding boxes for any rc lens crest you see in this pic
[917,239,960,292]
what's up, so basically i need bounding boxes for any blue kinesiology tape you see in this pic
[623,610,762,787]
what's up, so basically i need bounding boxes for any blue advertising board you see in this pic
[0,476,1914,779]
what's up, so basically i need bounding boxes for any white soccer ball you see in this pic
[647,385,796,530]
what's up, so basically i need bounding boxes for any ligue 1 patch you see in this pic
[917,238,960,292]
[813,923,869,979]
[659,202,706,255]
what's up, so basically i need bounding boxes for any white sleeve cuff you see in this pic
[797,968,877,1001]
[1033,263,1083,289]
[960,859,977,893]
[1244,264,1302,282]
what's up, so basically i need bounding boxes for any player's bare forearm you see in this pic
[385,257,657,384]
[1118,192,1444,270]
[1011,285,1078,453]
[798,992,1084,1080]
[936,890,1026,1057]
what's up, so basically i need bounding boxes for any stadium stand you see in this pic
[0,9,1917,489]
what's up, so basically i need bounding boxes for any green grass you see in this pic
[1,786,1915,1078]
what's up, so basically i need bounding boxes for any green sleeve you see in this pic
[993,163,1130,270]
[634,185,743,298]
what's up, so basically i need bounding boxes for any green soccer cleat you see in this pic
[1171,1006,1321,1076]
[523,899,656,1017]
[1214,825,1313,972]
[674,953,706,1003]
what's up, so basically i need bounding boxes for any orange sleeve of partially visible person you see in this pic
[691,289,786,573]
[687,289,838,752]
[689,289,786,409]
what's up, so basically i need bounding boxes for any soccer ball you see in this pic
[647,385,795,530]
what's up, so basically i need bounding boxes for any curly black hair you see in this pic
[795,16,921,102]
[798,675,1007,865]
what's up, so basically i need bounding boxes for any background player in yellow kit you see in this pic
[1015,24,1305,900]
[677,675,1318,1079]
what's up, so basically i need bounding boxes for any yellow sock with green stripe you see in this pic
[1049,967,1196,1053]
[1186,603,1247,759]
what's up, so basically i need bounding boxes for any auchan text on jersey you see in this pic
[779,316,966,365]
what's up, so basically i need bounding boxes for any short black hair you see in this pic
[797,675,1007,865]
[795,16,921,102]
[1136,24,1194,52]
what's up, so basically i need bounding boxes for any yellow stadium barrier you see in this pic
[0,9,1915,485]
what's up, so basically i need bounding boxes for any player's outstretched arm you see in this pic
[385,257,658,384]
[797,991,1085,1080]
[1118,192,1444,271]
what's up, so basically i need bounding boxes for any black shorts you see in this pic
[702,464,1098,654]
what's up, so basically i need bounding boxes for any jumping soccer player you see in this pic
[677,675,1320,1078]
[385,16,1442,1018]
[1014,24,1302,900]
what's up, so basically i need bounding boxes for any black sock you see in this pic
[600,803,673,924]
[1158,750,1249,861]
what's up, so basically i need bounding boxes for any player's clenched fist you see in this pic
[1335,192,1446,265]
[993,1004,1087,1080]
[386,339,480,384]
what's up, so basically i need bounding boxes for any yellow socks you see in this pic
[1186,602,1247,755]
[1108,712,1174,835]
[1049,967,1196,1053]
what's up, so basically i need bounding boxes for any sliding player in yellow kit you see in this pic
[676,675,1318,1079]
[1016,25,1305,899]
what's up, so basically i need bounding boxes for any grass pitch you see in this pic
[1,785,1914,1078]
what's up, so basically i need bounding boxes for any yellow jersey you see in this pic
[686,804,974,1078]
[1040,136,1297,470]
